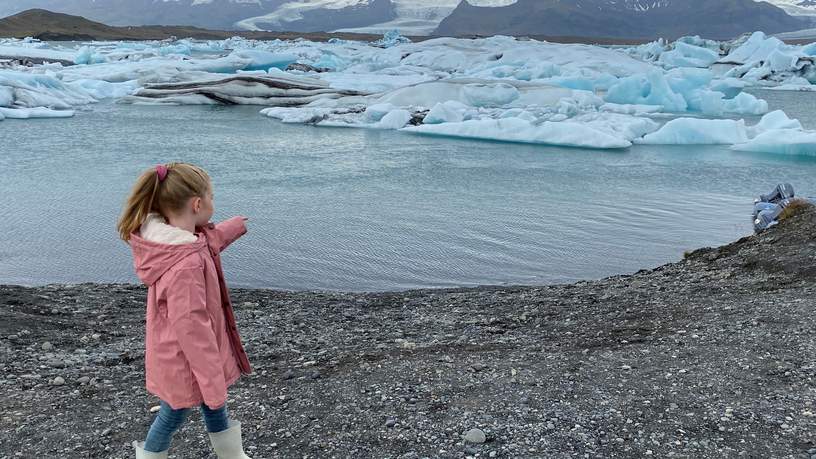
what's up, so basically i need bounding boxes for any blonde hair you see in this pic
[117,162,211,242]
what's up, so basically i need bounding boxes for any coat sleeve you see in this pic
[213,216,247,253]
[166,264,227,410]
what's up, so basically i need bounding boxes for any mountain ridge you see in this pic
[435,0,811,40]
[0,0,812,39]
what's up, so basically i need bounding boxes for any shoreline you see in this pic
[1,206,815,457]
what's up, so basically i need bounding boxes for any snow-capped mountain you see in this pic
[0,0,810,37]
[762,0,816,16]
[436,0,810,39]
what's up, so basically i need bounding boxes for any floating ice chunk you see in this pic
[424,101,467,124]
[364,103,397,122]
[752,110,803,133]
[625,39,666,62]
[373,30,411,48]
[403,117,633,149]
[377,109,412,129]
[658,42,720,68]
[0,70,96,109]
[556,92,603,117]
[376,79,568,110]
[260,106,336,124]
[572,112,660,142]
[0,86,12,107]
[74,46,106,65]
[665,68,712,97]
[462,83,519,107]
[709,77,747,99]
[0,45,76,63]
[722,92,768,115]
[599,103,663,115]
[0,107,74,118]
[636,118,748,144]
[231,50,297,71]
[767,49,800,73]
[66,79,140,99]
[320,73,433,93]
[721,32,786,65]
[123,74,365,106]
[499,108,537,122]
[605,71,687,112]
[689,90,768,116]
[313,52,346,71]
[732,129,816,156]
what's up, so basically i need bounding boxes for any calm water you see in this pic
[1,89,815,291]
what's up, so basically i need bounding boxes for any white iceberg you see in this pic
[732,129,816,156]
[0,107,74,118]
[637,118,749,145]
[403,117,636,149]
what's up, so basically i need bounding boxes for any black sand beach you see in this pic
[1,206,815,458]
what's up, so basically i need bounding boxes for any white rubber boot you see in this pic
[132,440,168,459]
[207,420,252,459]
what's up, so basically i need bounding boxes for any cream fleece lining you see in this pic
[140,212,198,245]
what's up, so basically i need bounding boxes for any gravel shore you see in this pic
[1,206,815,459]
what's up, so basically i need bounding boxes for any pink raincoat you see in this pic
[129,216,252,410]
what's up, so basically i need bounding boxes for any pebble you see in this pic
[282,370,294,380]
[41,342,53,351]
[464,428,486,444]
[385,418,397,428]
[77,376,90,384]
[150,405,161,413]
[51,376,65,386]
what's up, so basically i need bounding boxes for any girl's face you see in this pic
[194,185,215,226]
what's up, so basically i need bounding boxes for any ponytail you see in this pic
[117,163,211,242]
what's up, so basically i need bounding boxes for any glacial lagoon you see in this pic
[1,89,815,291]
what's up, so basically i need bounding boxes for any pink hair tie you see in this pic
[155,164,168,182]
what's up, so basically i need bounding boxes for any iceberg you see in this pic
[752,109,803,133]
[637,118,749,145]
[658,42,720,69]
[423,101,467,124]
[605,71,688,112]
[0,107,74,118]
[732,130,816,156]
[122,74,367,106]
[403,117,635,149]
[377,109,413,129]
[0,70,96,109]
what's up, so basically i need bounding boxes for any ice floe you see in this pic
[1,32,815,155]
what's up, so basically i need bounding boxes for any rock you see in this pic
[464,428,486,444]
[41,341,53,351]
[51,376,65,386]
[77,376,90,384]
[385,418,397,428]
[150,405,161,413]
[309,370,321,380]
[282,370,294,380]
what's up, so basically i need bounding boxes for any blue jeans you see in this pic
[143,400,229,452]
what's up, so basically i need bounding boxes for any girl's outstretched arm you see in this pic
[212,216,248,253]
[166,264,228,410]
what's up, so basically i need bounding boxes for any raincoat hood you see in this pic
[129,213,206,286]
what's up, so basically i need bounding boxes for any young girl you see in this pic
[117,162,253,459]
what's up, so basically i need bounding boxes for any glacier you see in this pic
[0,31,815,155]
